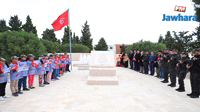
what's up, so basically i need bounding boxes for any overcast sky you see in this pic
[0,0,198,46]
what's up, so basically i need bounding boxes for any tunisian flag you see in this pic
[52,10,69,31]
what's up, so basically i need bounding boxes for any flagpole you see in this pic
[68,8,72,71]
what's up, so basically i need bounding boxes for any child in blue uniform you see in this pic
[10,56,23,96]
[38,55,46,87]
[0,57,10,101]
[18,55,30,92]
[43,53,50,85]
[27,54,37,89]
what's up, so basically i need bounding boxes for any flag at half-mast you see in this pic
[52,10,69,31]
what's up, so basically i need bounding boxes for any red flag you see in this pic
[52,10,69,31]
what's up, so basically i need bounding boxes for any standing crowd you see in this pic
[117,48,200,98]
[0,51,71,101]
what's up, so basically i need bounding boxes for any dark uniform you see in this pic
[187,49,200,98]
[142,53,149,74]
[168,49,181,87]
[161,51,171,83]
[129,51,134,69]
[176,52,189,92]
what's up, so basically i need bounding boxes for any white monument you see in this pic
[87,51,118,85]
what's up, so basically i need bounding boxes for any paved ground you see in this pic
[0,66,200,112]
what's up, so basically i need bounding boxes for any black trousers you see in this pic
[192,72,200,95]
[144,64,148,74]
[0,82,7,97]
[44,71,48,82]
[164,67,169,82]
[170,69,178,85]
[178,71,187,89]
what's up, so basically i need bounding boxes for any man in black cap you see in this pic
[187,49,200,98]
[129,50,134,69]
[168,49,181,87]
[161,48,171,83]
[176,52,189,92]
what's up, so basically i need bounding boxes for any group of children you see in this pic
[0,52,71,101]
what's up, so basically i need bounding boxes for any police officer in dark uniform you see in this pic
[161,48,171,83]
[187,49,200,98]
[168,49,181,87]
[176,52,189,92]
[129,50,134,69]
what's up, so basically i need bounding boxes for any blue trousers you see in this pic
[150,63,155,75]
[160,68,164,79]
[18,76,27,90]
[144,64,149,74]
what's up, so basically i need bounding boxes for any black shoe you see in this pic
[16,91,23,94]
[175,88,181,91]
[161,80,168,83]
[23,88,30,91]
[12,93,18,96]
[187,93,193,96]
[43,81,50,85]
[170,85,176,87]
[190,95,199,98]
[168,84,172,86]
[177,89,185,92]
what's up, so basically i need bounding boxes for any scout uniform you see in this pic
[10,56,22,96]
[37,55,45,87]
[27,54,37,89]
[43,53,50,85]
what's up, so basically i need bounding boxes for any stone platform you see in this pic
[78,65,90,70]
[89,68,116,76]
[87,76,118,85]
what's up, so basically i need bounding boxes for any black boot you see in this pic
[187,92,193,96]
[177,87,185,92]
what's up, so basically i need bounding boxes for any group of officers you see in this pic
[124,48,200,98]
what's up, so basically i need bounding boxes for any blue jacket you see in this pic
[149,55,157,63]
[0,64,8,83]
[10,62,20,80]
[18,60,28,77]
[44,59,50,72]
[37,61,45,75]
[27,60,37,75]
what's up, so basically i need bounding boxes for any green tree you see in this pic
[127,41,166,56]
[193,0,200,22]
[173,31,194,53]
[0,31,47,64]
[60,44,90,53]
[62,26,72,45]
[189,26,200,49]
[162,31,176,50]
[22,15,38,36]
[80,21,93,51]
[42,28,57,42]
[94,37,108,51]
[9,15,22,31]
[0,19,8,32]
[72,32,76,44]
[158,34,164,43]
[75,36,80,44]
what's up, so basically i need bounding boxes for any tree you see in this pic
[94,37,108,51]
[22,15,38,36]
[0,19,8,32]
[158,34,164,43]
[162,31,176,50]
[42,28,57,42]
[189,26,200,49]
[193,0,200,22]
[80,21,93,51]
[62,26,72,45]
[138,39,143,43]
[60,44,90,53]
[75,36,80,44]
[57,39,61,44]
[173,31,194,53]
[42,39,62,53]
[0,31,47,64]
[127,41,166,55]
[9,15,22,31]
[72,32,76,44]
